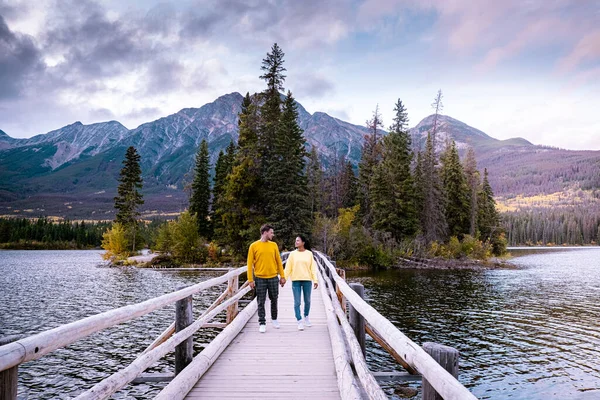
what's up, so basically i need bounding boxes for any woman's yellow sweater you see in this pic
[284,249,318,282]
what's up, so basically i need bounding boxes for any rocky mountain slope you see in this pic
[1,92,598,219]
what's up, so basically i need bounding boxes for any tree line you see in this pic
[0,217,109,249]
[103,43,507,266]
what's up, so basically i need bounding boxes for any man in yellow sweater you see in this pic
[247,224,285,333]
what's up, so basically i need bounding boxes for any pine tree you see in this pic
[114,146,144,251]
[259,43,286,218]
[212,140,236,242]
[419,133,447,243]
[307,146,324,215]
[268,91,311,248]
[463,147,480,236]
[189,139,212,239]
[477,168,500,240]
[430,89,444,151]
[220,93,264,255]
[440,140,471,238]
[340,161,358,208]
[357,105,384,227]
[371,99,418,240]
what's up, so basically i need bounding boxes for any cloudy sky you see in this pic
[1,0,599,149]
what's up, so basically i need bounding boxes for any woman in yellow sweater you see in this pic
[284,234,318,331]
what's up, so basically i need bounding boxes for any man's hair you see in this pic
[260,224,274,234]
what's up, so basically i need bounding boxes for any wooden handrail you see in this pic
[75,285,252,400]
[316,265,363,399]
[315,252,477,400]
[0,266,247,372]
[317,259,388,400]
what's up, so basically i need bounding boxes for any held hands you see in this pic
[314,282,319,289]
[280,277,286,287]
[249,281,255,289]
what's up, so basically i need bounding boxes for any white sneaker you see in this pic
[304,317,312,327]
[259,324,266,333]
[297,321,305,331]
[272,320,280,329]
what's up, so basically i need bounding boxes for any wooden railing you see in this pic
[0,266,250,400]
[314,251,478,400]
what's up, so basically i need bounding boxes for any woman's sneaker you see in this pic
[272,320,280,329]
[259,324,266,333]
[297,321,305,331]
[304,317,312,327]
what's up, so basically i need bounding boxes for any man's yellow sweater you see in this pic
[247,240,284,282]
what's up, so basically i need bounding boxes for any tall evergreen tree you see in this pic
[114,146,144,251]
[463,147,480,236]
[419,133,447,242]
[440,140,471,238]
[477,168,501,242]
[357,105,383,227]
[259,43,286,217]
[430,89,444,151]
[269,91,311,248]
[189,139,212,239]
[211,141,236,242]
[220,93,264,255]
[307,146,324,215]
[340,161,358,208]
[371,99,418,240]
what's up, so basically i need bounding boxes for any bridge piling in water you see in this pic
[175,291,194,375]
[0,336,20,400]
[349,282,366,356]
[422,342,460,400]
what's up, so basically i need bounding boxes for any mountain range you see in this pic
[1,92,599,219]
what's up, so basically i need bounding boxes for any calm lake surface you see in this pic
[1,248,599,399]
[347,247,600,399]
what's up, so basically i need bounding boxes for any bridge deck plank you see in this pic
[185,282,341,399]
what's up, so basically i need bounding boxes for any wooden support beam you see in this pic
[366,323,418,375]
[371,371,421,382]
[226,271,239,324]
[131,373,174,383]
[175,292,193,375]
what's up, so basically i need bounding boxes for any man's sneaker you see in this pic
[272,320,280,329]
[297,321,305,331]
[304,317,312,327]
[259,324,266,333]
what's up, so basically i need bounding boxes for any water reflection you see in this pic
[347,248,600,399]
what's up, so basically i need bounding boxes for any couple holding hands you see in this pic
[247,224,318,333]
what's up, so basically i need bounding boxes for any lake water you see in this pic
[1,248,599,399]
[347,247,600,399]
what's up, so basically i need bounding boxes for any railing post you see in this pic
[0,335,21,400]
[422,342,459,400]
[336,268,347,313]
[226,269,239,324]
[175,290,193,375]
[348,282,366,356]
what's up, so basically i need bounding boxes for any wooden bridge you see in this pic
[0,252,477,399]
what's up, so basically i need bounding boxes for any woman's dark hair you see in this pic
[297,234,311,251]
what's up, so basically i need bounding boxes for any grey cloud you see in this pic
[124,106,161,120]
[291,73,335,99]
[0,15,44,99]
[144,59,185,95]
[90,107,115,120]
